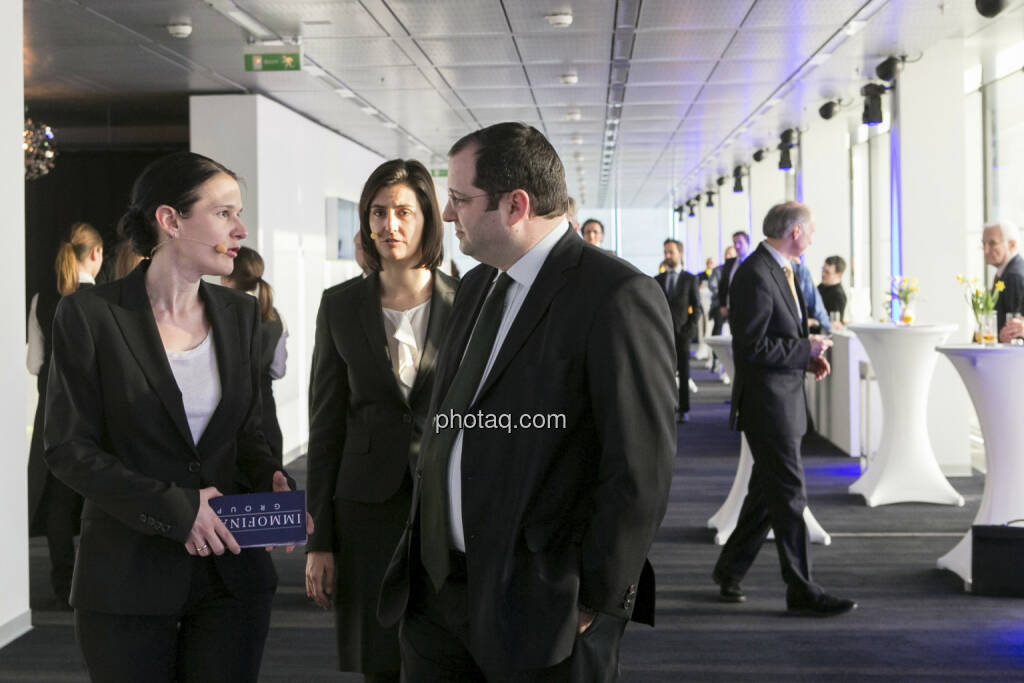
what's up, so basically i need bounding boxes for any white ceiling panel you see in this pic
[462,105,539,121]
[524,63,609,88]
[416,36,519,65]
[628,60,716,84]
[437,65,529,88]
[624,84,700,104]
[456,87,535,108]
[632,30,736,61]
[637,0,752,30]
[618,119,679,133]
[516,33,611,64]
[722,27,835,61]
[238,0,387,38]
[532,86,607,107]
[304,37,415,67]
[743,0,866,28]
[384,0,508,36]
[331,66,432,90]
[708,59,797,83]
[505,0,616,34]
[621,102,690,119]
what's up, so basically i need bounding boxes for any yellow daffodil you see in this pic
[996,281,1006,292]
[956,274,965,283]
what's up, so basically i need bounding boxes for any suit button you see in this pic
[403,414,412,424]
[187,462,200,473]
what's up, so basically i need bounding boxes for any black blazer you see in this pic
[995,253,1024,331]
[379,233,676,670]
[654,269,699,340]
[306,270,456,551]
[44,261,284,614]
[729,243,811,437]
[718,256,740,311]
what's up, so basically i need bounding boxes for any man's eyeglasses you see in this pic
[447,190,508,208]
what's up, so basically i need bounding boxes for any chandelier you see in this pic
[24,118,56,180]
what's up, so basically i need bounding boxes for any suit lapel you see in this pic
[760,246,803,330]
[109,263,196,452]
[472,230,578,405]
[435,270,492,404]
[358,273,407,406]
[408,270,455,406]
[195,282,240,451]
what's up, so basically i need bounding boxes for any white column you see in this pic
[719,182,748,260]
[0,0,30,648]
[897,38,974,476]
[191,94,385,462]
[749,152,786,240]
[801,116,852,275]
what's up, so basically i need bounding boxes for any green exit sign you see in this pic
[431,169,447,178]
[245,53,301,71]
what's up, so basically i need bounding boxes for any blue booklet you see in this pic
[211,490,307,548]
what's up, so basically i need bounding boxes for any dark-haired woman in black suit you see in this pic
[305,159,455,683]
[44,151,309,682]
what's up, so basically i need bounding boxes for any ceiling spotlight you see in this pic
[560,71,579,85]
[705,191,715,208]
[777,129,796,170]
[975,0,1007,18]
[778,147,793,170]
[687,201,696,218]
[779,129,796,146]
[819,100,838,120]
[571,134,583,145]
[875,56,902,82]
[564,109,582,121]
[753,149,765,163]
[573,151,584,162]
[335,87,357,98]
[359,105,377,115]
[545,12,574,28]
[732,166,744,193]
[861,83,886,125]
[166,22,193,39]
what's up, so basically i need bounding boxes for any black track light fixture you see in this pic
[687,200,696,218]
[777,129,796,170]
[752,149,765,163]
[732,166,744,193]
[819,100,838,120]
[875,56,903,82]
[674,205,685,220]
[705,191,715,208]
[975,0,1007,18]
[861,83,887,125]
[716,176,727,187]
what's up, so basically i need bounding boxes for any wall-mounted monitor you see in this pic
[325,196,359,260]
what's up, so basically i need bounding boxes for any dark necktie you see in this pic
[419,272,514,591]
[665,270,678,298]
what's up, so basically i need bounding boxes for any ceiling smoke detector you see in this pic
[166,22,193,38]
[545,12,573,28]
[560,71,579,85]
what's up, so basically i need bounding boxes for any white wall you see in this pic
[1,0,30,648]
[613,207,673,276]
[191,95,385,461]
[898,39,973,476]
[749,152,786,241]
[719,183,749,258]
[801,115,852,279]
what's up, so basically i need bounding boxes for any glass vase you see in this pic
[899,301,915,325]
[981,311,997,346]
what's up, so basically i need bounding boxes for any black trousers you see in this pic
[400,554,626,682]
[675,335,691,414]
[75,557,274,683]
[43,476,82,601]
[713,429,822,600]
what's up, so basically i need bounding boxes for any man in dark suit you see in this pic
[982,220,1024,338]
[655,239,699,423]
[712,202,856,617]
[717,231,752,324]
[379,122,676,680]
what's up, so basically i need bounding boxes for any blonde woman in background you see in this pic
[27,221,103,610]
[221,246,287,465]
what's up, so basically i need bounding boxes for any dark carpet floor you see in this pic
[3,369,1024,681]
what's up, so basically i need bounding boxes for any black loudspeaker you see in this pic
[972,524,1024,597]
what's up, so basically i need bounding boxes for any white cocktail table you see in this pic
[936,345,1024,584]
[704,336,831,546]
[847,323,963,506]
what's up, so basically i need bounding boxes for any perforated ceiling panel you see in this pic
[21,0,1024,207]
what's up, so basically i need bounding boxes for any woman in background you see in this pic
[112,238,144,279]
[305,159,455,682]
[221,246,287,465]
[27,221,103,610]
[44,151,306,681]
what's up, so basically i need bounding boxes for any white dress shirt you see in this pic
[382,298,432,400]
[448,223,568,551]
